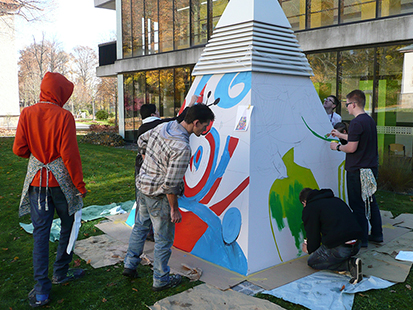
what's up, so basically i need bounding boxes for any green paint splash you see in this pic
[301,116,339,142]
[268,148,319,261]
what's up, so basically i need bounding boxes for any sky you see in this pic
[15,0,116,53]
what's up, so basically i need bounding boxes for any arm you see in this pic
[60,114,87,195]
[303,210,321,254]
[162,147,191,195]
[330,129,348,141]
[330,141,358,153]
[167,193,182,223]
[137,129,152,155]
[13,111,31,158]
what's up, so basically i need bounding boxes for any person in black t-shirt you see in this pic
[329,90,383,247]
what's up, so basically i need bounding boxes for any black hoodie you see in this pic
[302,189,362,254]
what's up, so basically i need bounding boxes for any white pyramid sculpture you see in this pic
[174,0,345,276]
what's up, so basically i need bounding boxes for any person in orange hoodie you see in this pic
[13,72,87,308]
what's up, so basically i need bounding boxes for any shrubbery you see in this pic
[378,156,413,193]
[81,124,123,147]
[95,110,109,120]
[81,131,124,147]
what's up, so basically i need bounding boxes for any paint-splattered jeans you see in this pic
[307,241,361,271]
[124,192,175,288]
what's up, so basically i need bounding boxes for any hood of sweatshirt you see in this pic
[39,72,74,107]
[307,188,335,204]
[160,120,190,143]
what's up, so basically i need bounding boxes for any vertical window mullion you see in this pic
[372,47,379,122]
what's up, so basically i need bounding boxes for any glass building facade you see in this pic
[96,0,413,156]
[307,45,413,156]
[280,0,413,31]
[121,0,228,141]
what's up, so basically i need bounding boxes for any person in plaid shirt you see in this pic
[123,104,214,291]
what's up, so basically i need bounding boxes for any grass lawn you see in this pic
[1,136,413,309]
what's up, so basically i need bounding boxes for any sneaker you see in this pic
[122,268,139,279]
[28,289,50,308]
[152,274,182,292]
[52,268,85,284]
[349,258,362,284]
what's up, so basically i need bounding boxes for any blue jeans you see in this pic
[347,169,383,246]
[308,242,361,271]
[124,192,175,288]
[29,186,74,296]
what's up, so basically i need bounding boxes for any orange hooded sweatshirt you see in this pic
[13,72,86,194]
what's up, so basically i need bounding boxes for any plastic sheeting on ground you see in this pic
[81,200,135,222]
[19,200,135,241]
[261,270,395,310]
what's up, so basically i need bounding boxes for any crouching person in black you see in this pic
[300,188,363,284]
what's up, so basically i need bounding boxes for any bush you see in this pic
[95,110,109,120]
[108,117,116,125]
[378,156,413,193]
[89,124,118,133]
[81,131,124,147]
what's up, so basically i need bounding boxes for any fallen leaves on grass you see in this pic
[2,248,8,251]
[102,298,107,302]
[132,288,138,292]
[58,299,64,304]
[406,284,411,290]
[74,259,81,267]
[107,282,116,287]
[87,259,91,264]
[358,293,369,297]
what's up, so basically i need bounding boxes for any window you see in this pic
[122,0,133,58]
[175,0,190,49]
[280,0,306,31]
[307,51,338,102]
[192,0,208,45]
[160,69,175,117]
[308,43,413,157]
[379,0,413,17]
[159,0,174,52]
[132,0,144,56]
[342,0,376,24]
[309,0,338,28]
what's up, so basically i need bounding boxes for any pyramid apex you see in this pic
[216,0,291,29]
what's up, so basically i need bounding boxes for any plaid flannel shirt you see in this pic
[137,121,191,197]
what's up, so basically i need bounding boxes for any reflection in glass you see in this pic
[379,0,413,17]
[175,0,190,50]
[212,0,229,30]
[124,74,135,135]
[160,69,175,117]
[122,0,132,58]
[146,70,160,109]
[280,0,306,31]
[342,0,376,24]
[134,72,146,121]
[146,0,159,54]
[309,0,338,28]
[175,67,192,114]
[307,52,338,104]
[132,0,144,56]
[340,48,375,120]
[159,0,174,52]
[192,0,208,45]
